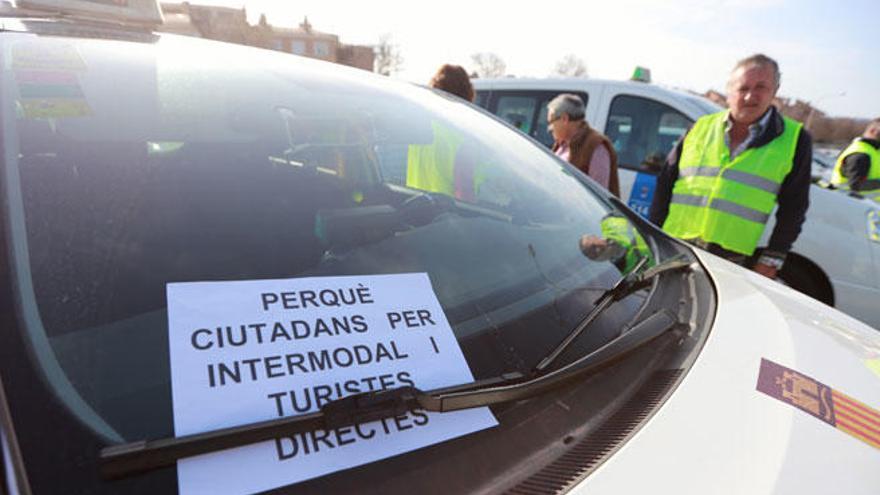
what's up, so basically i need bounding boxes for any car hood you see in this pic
[576,250,880,494]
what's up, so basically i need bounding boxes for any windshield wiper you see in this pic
[535,253,692,372]
[100,256,692,480]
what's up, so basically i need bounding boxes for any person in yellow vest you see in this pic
[406,64,478,200]
[406,120,465,197]
[830,119,880,201]
[649,54,812,279]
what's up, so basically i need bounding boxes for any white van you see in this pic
[473,77,880,330]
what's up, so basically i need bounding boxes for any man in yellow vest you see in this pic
[406,64,480,201]
[831,119,880,201]
[406,120,463,197]
[649,54,812,279]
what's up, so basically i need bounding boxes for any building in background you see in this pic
[260,16,374,69]
[159,3,374,71]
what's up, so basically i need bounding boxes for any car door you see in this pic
[600,94,692,218]
[870,207,880,294]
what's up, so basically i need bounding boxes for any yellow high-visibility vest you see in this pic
[663,111,802,256]
[831,139,880,202]
[406,121,462,196]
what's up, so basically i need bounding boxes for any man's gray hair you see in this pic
[731,53,781,88]
[548,93,585,121]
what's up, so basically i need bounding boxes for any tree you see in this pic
[470,52,506,78]
[829,118,867,145]
[809,116,835,144]
[553,54,588,78]
[374,34,403,76]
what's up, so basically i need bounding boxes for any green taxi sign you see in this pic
[631,66,651,83]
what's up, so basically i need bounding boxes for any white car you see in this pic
[473,78,880,330]
[1,4,879,495]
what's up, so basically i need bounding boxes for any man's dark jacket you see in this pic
[838,138,880,190]
[649,107,812,257]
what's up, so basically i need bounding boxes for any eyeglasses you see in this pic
[547,115,560,127]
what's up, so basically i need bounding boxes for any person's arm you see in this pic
[648,136,684,226]
[841,153,871,190]
[587,145,611,189]
[764,129,812,265]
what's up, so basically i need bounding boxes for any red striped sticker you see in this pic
[756,358,880,451]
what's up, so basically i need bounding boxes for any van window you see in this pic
[605,95,691,173]
[496,95,536,134]
[491,91,589,148]
[474,90,490,109]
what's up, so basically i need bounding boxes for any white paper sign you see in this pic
[168,273,498,495]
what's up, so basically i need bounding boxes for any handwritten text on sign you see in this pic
[168,273,497,495]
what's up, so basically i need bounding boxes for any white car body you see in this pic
[2,7,880,491]
[473,78,880,330]
[581,251,880,494]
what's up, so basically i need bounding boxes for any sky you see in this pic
[203,0,878,119]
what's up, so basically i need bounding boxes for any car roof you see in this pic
[0,16,407,86]
[472,76,696,98]
[0,15,162,44]
[0,0,163,28]
[472,77,723,120]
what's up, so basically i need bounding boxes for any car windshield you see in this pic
[1,31,665,491]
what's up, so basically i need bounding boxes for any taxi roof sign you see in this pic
[631,66,651,83]
[16,0,163,27]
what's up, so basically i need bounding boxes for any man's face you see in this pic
[865,123,880,141]
[547,110,573,143]
[726,64,778,125]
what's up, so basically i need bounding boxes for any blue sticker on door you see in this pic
[627,172,657,219]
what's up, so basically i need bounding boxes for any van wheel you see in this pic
[777,254,835,307]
